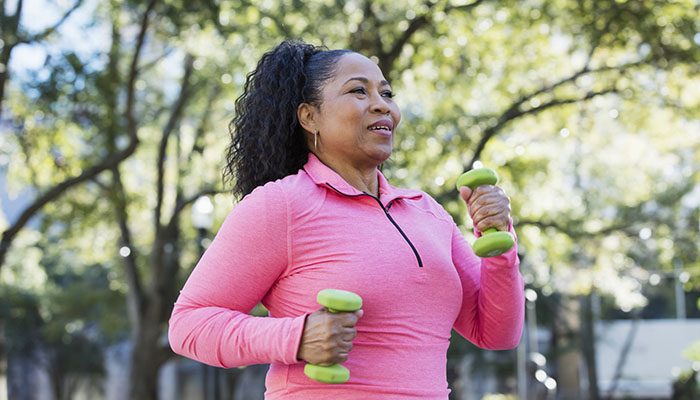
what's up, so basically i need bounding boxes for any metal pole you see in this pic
[527,298,539,355]
[197,228,211,400]
[525,289,539,400]
[214,368,220,400]
[517,334,527,400]
[674,259,686,319]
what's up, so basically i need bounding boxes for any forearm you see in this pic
[472,245,524,349]
[168,297,307,368]
[452,224,525,350]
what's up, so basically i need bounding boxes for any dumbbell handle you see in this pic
[304,289,363,384]
[456,168,515,257]
[456,168,503,234]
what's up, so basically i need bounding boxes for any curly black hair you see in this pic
[224,40,354,199]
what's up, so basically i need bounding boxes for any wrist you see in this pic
[296,314,310,362]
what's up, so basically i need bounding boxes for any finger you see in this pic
[341,327,358,341]
[338,341,353,354]
[334,352,349,364]
[339,312,360,327]
[469,187,506,208]
[475,215,510,233]
[466,185,496,205]
[470,204,510,226]
[316,361,334,367]
[469,193,510,219]
[459,186,473,204]
[472,204,510,225]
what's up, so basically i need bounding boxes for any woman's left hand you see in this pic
[459,185,511,233]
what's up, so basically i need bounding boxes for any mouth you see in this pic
[367,119,394,136]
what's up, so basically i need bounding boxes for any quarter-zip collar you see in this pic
[303,153,423,205]
[303,153,425,268]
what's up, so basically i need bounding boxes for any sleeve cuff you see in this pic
[282,313,310,365]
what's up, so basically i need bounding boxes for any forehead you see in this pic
[329,53,389,85]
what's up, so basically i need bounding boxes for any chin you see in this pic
[371,147,393,165]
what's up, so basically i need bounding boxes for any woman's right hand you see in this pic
[297,308,363,366]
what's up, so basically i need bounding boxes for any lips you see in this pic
[367,119,394,135]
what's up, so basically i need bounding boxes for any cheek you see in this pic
[393,104,401,125]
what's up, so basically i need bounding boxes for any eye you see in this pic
[350,88,367,95]
[382,91,395,99]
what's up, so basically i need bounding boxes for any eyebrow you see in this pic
[343,77,391,86]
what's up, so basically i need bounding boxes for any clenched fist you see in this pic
[297,308,363,366]
[459,184,511,233]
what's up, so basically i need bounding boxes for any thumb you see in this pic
[354,309,364,318]
[459,186,473,203]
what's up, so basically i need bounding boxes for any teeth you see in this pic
[370,126,390,131]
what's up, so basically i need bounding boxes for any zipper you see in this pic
[326,183,424,268]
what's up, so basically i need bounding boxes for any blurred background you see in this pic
[1,0,699,399]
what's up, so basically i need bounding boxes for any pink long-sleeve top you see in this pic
[168,153,524,399]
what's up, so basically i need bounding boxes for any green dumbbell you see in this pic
[304,289,363,384]
[456,168,515,257]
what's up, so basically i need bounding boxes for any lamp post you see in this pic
[191,196,214,236]
[519,288,557,399]
[191,196,219,400]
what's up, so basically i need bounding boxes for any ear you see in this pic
[297,102,316,134]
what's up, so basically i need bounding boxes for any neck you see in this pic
[314,153,380,197]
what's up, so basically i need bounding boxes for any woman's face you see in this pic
[301,53,401,169]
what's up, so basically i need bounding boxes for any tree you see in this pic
[2,0,698,399]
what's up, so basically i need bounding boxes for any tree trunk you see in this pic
[0,322,6,400]
[581,292,600,400]
[554,295,582,400]
[128,303,165,400]
[0,43,14,117]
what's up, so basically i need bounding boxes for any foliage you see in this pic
[685,340,700,363]
[672,370,700,400]
[1,0,699,398]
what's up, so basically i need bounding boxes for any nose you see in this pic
[370,94,391,114]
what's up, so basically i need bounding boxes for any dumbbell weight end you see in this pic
[303,289,362,384]
[473,229,515,257]
[456,169,515,257]
[304,363,350,384]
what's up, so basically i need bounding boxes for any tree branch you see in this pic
[379,0,486,74]
[466,88,616,170]
[187,85,220,162]
[126,0,158,142]
[166,187,226,234]
[0,0,157,271]
[459,60,649,171]
[137,46,176,74]
[517,219,635,239]
[110,166,145,331]
[17,0,83,44]
[0,136,141,270]
[13,0,23,23]
[377,0,435,73]
[154,54,194,233]
[239,0,292,37]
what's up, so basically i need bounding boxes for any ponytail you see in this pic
[224,40,353,199]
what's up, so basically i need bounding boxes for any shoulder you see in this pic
[400,189,455,224]
[238,169,326,224]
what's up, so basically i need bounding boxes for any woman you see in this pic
[168,40,524,399]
